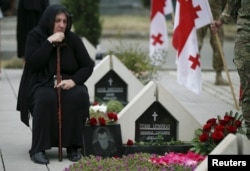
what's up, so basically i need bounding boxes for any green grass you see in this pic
[101,14,236,36]
[101,15,150,33]
[101,14,175,37]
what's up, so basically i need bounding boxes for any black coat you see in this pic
[16,4,95,127]
[16,0,49,58]
[16,4,95,155]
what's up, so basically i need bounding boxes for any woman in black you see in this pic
[16,4,94,164]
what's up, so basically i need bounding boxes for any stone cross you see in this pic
[152,112,158,121]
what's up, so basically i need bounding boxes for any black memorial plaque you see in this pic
[135,101,177,142]
[83,124,123,157]
[95,70,128,105]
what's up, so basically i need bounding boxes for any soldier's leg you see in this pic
[197,26,208,51]
[234,47,250,139]
[239,75,250,139]
[210,26,229,85]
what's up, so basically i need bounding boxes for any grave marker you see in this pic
[85,55,144,104]
[118,81,201,143]
[95,70,127,105]
[82,37,96,60]
[135,101,177,142]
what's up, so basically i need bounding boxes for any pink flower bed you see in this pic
[150,151,206,168]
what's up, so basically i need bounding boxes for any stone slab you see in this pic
[236,133,250,155]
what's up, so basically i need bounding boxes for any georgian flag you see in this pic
[164,0,173,15]
[149,0,173,65]
[172,0,212,94]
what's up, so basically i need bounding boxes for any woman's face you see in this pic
[53,12,67,33]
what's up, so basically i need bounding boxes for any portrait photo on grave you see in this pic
[83,125,123,157]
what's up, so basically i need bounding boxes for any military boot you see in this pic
[215,71,229,85]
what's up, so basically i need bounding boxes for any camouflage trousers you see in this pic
[234,37,250,138]
[197,25,224,72]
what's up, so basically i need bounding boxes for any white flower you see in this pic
[90,104,107,113]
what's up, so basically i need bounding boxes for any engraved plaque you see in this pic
[135,101,177,142]
[95,70,127,105]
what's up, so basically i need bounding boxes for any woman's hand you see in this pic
[47,32,65,43]
[56,79,76,90]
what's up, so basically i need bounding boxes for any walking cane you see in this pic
[56,43,63,161]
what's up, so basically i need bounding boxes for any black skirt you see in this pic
[29,85,89,156]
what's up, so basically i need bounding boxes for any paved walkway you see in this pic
[0,68,241,171]
[0,69,74,171]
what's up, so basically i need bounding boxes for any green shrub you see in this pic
[106,100,124,113]
[108,39,164,85]
[62,0,102,47]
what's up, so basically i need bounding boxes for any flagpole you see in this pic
[214,32,239,110]
[203,0,239,109]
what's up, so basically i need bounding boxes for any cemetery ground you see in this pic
[0,15,249,171]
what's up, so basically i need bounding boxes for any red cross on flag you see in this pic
[149,0,173,65]
[172,0,212,94]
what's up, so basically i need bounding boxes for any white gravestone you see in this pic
[117,80,201,143]
[82,37,97,61]
[85,55,144,104]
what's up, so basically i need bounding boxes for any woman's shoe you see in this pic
[31,151,49,164]
[67,147,81,162]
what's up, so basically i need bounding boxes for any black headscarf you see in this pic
[37,4,72,37]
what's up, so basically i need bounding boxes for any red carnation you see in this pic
[203,123,213,132]
[89,117,98,126]
[206,118,216,125]
[218,119,227,126]
[224,115,234,122]
[107,112,118,121]
[214,125,224,132]
[126,139,134,146]
[98,117,106,126]
[226,125,237,134]
[234,120,242,127]
[199,132,209,142]
[211,130,224,142]
[195,111,245,155]
[93,101,99,106]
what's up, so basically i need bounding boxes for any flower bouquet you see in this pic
[86,100,124,126]
[190,111,245,155]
